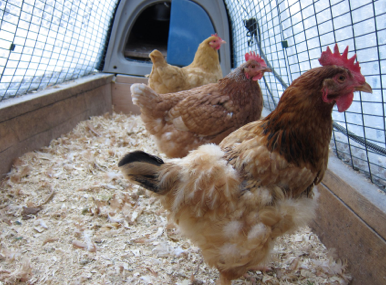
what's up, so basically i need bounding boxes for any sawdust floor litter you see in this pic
[0,113,351,285]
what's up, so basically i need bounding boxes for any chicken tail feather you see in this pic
[118,151,165,193]
[130,83,161,109]
[149,49,167,66]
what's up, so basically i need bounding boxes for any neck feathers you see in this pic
[260,76,333,172]
[219,67,262,101]
[190,43,220,71]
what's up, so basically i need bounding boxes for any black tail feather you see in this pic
[118,151,165,193]
[118,151,164,167]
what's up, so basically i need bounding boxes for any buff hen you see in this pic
[148,34,225,94]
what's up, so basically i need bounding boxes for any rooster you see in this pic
[119,45,372,284]
[148,34,225,94]
[131,51,271,158]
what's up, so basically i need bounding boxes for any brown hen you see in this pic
[119,44,372,284]
[131,51,271,158]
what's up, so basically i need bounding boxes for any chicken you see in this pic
[148,34,225,94]
[131,51,271,158]
[119,44,372,284]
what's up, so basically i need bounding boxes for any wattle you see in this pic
[253,74,263,81]
[336,92,354,112]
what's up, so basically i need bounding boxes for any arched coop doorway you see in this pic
[102,0,232,76]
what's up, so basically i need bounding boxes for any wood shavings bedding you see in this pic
[0,113,351,285]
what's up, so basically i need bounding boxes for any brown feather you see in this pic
[131,60,265,158]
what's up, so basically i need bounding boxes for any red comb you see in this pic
[211,33,222,40]
[319,44,365,82]
[245,51,267,67]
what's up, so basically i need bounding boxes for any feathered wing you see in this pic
[166,84,243,137]
[220,120,318,197]
[183,66,222,88]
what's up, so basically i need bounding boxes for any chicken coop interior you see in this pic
[0,0,385,284]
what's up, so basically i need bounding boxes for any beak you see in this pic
[221,40,226,44]
[355,82,372,93]
[261,67,272,73]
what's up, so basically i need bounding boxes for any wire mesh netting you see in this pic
[0,0,385,190]
[224,0,386,190]
[0,0,118,101]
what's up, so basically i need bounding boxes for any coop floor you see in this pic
[0,113,351,284]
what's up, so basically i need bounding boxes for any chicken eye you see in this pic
[337,75,346,82]
[251,65,256,69]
